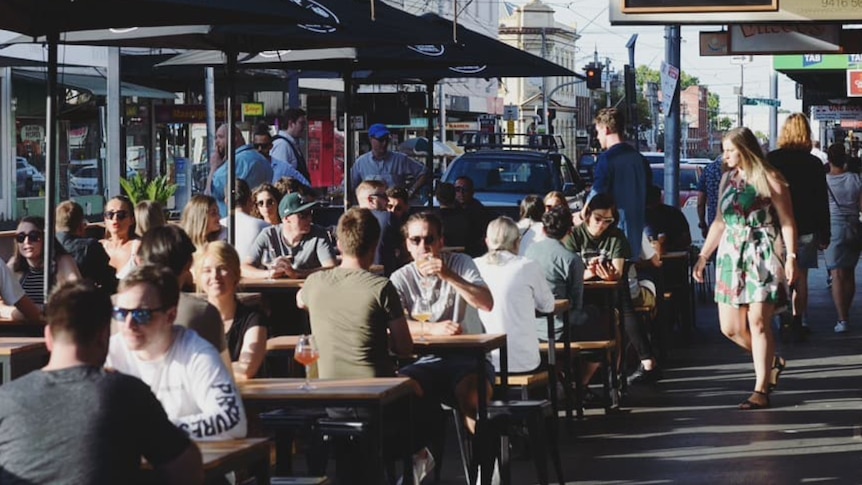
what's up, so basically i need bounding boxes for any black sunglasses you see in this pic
[104,210,130,221]
[15,230,42,243]
[111,306,168,325]
[407,235,436,246]
[257,199,277,207]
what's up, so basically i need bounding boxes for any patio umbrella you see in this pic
[156,13,579,207]
[0,0,344,302]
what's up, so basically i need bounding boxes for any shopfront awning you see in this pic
[13,69,177,100]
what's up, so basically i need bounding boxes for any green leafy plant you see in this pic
[119,173,177,206]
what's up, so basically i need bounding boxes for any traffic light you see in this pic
[585,65,602,90]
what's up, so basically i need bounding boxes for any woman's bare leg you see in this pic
[718,303,751,352]
[747,302,775,395]
[831,268,855,323]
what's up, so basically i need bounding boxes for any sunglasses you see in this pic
[257,199,277,207]
[112,306,168,325]
[591,214,616,225]
[104,210,129,221]
[15,230,42,243]
[407,235,436,246]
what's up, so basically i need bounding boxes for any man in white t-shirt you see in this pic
[107,264,247,441]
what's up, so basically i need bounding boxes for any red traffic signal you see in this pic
[585,65,602,90]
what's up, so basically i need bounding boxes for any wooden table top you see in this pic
[238,278,305,290]
[238,377,414,405]
[0,337,45,356]
[584,279,619,289]
[266,335,299,352]
[411,333,506,353]
[198,438,271,471]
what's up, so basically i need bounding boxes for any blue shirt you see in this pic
[350,150,427,190]
[212,144,274,217]
[696,159,723,226]
[589,142,647,258]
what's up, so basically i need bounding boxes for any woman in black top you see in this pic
[197,240,268,379]
[3,216,79,309]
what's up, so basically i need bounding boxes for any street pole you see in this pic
[769,72,778,150]
[541,28,549,134]
[738,63,744,127]
[664,25,681,208]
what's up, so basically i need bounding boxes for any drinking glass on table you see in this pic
[412,298,432,342]
[294,334,320,390]
[261,249,276,279]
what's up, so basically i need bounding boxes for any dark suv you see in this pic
[440,132,585,207]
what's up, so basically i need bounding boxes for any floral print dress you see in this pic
[715,170,785,306]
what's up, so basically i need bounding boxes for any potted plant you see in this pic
[119,173,177,206]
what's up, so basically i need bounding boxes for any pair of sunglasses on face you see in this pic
[104,210,130,221]
[112,306,168,325]
[15,231,43,243]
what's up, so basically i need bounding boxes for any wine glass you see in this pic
[412,298,432,342]
[261,249,276,279]
[294,334,320,390]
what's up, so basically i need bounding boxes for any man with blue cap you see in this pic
[351,123,429,201]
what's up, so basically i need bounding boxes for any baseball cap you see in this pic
[368,123,390,140]
[279,192,320,218]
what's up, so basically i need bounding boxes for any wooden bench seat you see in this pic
[496,370,549,388]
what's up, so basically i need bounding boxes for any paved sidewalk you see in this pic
[437,259,862,484]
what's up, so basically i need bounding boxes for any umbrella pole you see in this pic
[44,31,59,303]
[425,81,435,208]
[225,49,238,246]
[343,72,353,210]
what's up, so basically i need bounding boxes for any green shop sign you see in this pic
[774,54,862,71]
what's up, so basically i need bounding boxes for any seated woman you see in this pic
[517,194,546,256]
[474,216,555,374]
[253,183,283,226]
[198,241,268,380]
[100,196,138,279]
[3,216,79,310]
[182,195,226,283]
[563,193,660,387]
[134,200,167,238]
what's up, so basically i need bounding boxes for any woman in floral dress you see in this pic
[694,127,798,410]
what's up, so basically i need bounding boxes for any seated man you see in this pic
[55,200,118,295]
[136,225,230,367]
[390,212,494,432]
[108,264,247,440]
[243,193,337,279]
[644,185,692,253]
[298,208,432,480]
[0,281,202,484]
[355,180,408,276]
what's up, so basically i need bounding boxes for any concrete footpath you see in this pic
[440,259,862,484]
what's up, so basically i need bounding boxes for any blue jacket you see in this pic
[589,142,647,258]
[212,144,274,217]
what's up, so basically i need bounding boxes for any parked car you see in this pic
[577,151,599,184]
[69,166,101,196]
[649,162,702,209]
[16,157,45,197]
[441,145,585,207]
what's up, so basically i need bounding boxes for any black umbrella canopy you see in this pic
[0,0,334,37]
[6,1,452,51]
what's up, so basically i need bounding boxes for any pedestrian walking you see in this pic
[824,143,862,333]
[693,126,798,410]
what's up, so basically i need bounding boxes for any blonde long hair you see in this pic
[777,112,813,151]
[724,126,786,197]
[181,195,219,249]
[196,240,241,293]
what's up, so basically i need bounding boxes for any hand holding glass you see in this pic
[261,249,277,279]
[294,335,320,390]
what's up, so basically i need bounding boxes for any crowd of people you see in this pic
[0,108,858,482]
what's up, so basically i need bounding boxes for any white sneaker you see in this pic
[834,321,849,333]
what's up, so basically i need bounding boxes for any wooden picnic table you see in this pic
[0,337,48,384]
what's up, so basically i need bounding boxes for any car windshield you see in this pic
[651,167,699,191]
[445,157,553,194]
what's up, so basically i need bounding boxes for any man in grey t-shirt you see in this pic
[390,212,493,433]
[0,281,202,484]
[243,192,337,279]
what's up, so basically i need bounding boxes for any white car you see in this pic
[69,166,101,196]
